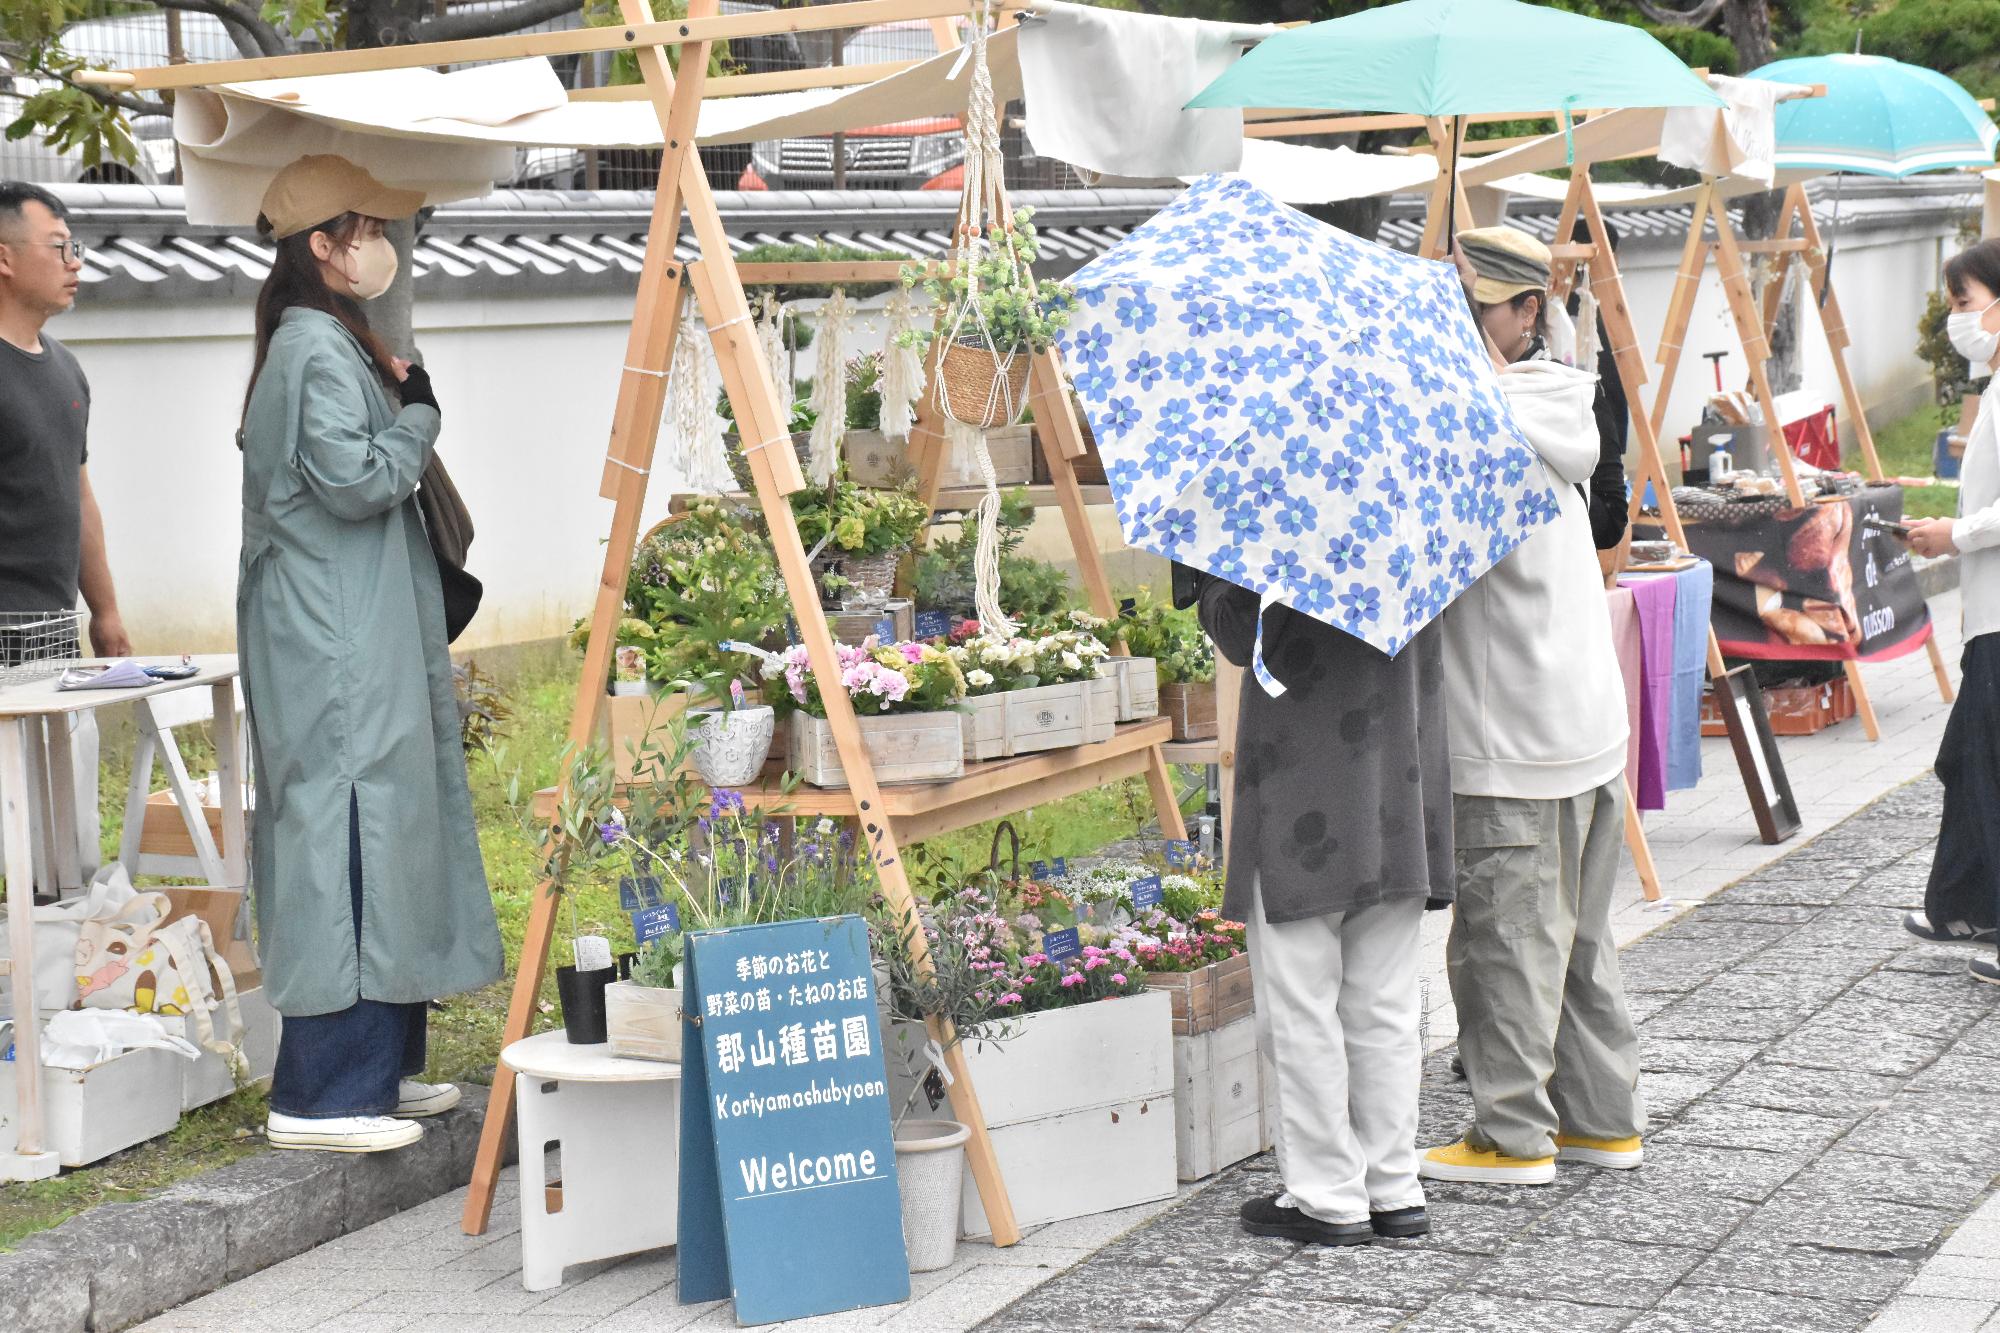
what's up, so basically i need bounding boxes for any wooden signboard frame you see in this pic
[1646,177,1957,735]
[87,0,1189,1251]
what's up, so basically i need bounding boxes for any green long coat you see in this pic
[238,307,502,1017]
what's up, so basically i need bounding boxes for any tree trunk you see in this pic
[346,0,433,360]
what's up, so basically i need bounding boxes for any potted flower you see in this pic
[873,899,1014,1273]
[899,207,1077,429]
[1120,588,1217,740]
[1050,608,1157,724]
[791,476,930,605]
[950,626,1115,761]
[543,744,626,1044]
[610,618,657,697]
[756,638,968,786]
[676,672,774,789]
[910,488,1072,623]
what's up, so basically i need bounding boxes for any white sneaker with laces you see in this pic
[267,1112,423,1153]
[394,1079,461,1118]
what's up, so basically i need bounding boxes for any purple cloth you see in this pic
[1619,574,1676,811]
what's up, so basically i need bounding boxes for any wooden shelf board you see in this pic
[1159,740,1220,766]
[533,717,1173,841]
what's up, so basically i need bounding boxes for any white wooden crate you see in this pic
[1172,1014,1278,1182]
[0,986,278,1167]
[890,990,1176,1238]
[960,680,1091,762]
[787,710,964,787]
[1107,658,1160,722]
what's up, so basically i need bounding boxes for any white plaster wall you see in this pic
[49,215,1956,653]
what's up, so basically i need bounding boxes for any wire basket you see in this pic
[0,610,84,688]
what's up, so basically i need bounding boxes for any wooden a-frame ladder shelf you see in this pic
[84,0,1189,1254]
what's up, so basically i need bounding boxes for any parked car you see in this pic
[744,21,966,192]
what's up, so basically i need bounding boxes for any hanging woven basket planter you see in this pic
[939,338,1032,430]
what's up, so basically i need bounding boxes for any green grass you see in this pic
[1854,404,1960,520]
[2,648,1197,1248]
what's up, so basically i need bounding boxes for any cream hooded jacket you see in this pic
[1441,359,1629,800]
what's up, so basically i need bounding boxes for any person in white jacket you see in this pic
[1905,238,2000,983]
[1420,226,1645,1185]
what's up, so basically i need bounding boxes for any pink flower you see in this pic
[998,991,1023,1005]
[1023,953,1048,967]
[899,642,926,664]
[1111,973,1128,985]
[1060,972,1086,988]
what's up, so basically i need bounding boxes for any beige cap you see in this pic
[1458,225,1553,306]
[259,155,425,240]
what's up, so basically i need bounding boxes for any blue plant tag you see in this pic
[873,616,896,642]
[1029,860,1050,880]
[620,874,665,911]
[1043,927,1081,962]
[914,610,951,640]
[631,901,681,944]
[1052,856,1069,876]
[1130,875,1163,910]
[1165,839,1197,867]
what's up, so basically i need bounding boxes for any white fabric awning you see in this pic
[1186,141,1437,205]
[173,29,1029,224]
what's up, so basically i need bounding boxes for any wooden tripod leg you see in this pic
[1624,779,1662,902]
[1929,635,1958,703]
[1649,186,1716,445]
[463,0,711,1239]
[1793,188,1888,483]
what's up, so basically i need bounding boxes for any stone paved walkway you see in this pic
[977,774,2000,1333]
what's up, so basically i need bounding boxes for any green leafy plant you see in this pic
[791,477,929,558]
[452,660,511,756]
[626,501,787,688]
[1919,289,1977,425]
[911,489,1074,619]
[1119,586,1216,686]
[898,208,1077,357]
[846,352,884,432]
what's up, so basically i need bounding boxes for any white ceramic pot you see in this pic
[893,1119,971,1272]
[687,705,775,787]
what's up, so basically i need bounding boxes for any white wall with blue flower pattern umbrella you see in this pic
[1058,174,1560,691]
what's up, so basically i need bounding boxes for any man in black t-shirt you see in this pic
[0,181,128,655]
[2,180,127,885]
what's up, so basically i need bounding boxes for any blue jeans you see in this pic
[268,791,428,1118]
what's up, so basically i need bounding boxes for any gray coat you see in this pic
[1197,575,1454,925]
[238,308,502,1016]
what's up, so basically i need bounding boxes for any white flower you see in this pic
[1061,651,1082,671]
[966,669,995,688]
[815,816,835,835]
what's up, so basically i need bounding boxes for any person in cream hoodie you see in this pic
[1421,226,1644,1186]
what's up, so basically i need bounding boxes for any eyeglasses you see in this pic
[7,239,88,262]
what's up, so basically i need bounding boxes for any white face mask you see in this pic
[1948,298,2000,375]
[335,234,398,302]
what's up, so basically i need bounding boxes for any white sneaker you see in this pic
[394,1079,461,1118]
[267,1112,423,1153]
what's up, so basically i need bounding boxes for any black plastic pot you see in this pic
[556,964,614,1044]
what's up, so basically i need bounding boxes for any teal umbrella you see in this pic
[1189,0,1721,119]
[1189,0,1720,244]
[1748,54,1999,177]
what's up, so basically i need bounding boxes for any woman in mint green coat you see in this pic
[237,156,501,1154]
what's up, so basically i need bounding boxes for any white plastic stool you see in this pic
[501,1031,681,1291]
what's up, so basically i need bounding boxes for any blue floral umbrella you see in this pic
[1059,174,1558,691]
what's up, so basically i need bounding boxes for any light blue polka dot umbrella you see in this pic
[1057,174,1560,693]
[1749,53,1999,177]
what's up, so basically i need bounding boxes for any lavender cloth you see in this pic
[1605,587,1643,801]
[1619,573,1677,811]
[1663,562,1713,791]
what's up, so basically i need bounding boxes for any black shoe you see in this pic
[1371,1206,1430,1238]
[1905,911,1998,945]
[1449,1053,1465,1079]
[1971,955,2000,985]
[1238,1194,1374,1246]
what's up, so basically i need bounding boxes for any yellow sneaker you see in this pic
[1419,1140,1556,1184]
[1554,1134,1644,1169]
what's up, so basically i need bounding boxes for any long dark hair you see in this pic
[239,211,400,445]
[1945,238,2000,303]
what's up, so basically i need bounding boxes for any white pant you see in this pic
[1249,881,1426,1224]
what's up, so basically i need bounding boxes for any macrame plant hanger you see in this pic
[936,0,1034,635]
[807,287,854,485]
[878,286,927,441]
[665,287,735,494]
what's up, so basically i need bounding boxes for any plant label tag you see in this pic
[574,934,613,972]
[619,874,665,910]
[631,901,680,944]
[873,616,896,642]
[1052,856,1068,876]
[1029,860,1049,880]
[914,610,952,640]
[1130,875,1163,910]
[1043,926,1081,962]
[1165,839,1197,867]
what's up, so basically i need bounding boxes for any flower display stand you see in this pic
[1172,1013,1278,1182]
[889,989,1177,1238]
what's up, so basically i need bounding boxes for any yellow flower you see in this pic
[835,515,867,549]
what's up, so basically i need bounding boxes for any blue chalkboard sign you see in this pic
[1130,875,1163,911]
[1043,926,1081,962]
[619,874,664,911]
[631,901,680,944]
[1164,839,1197,867]
[678,916,909,1324]
[913,610,952,640]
